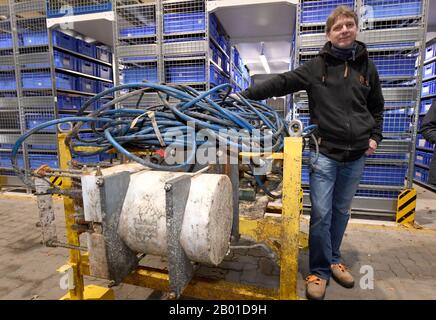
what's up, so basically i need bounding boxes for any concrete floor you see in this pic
[0,184,435,300]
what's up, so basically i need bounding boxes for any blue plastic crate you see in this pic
[22,72,51,89]
[422,79,436,97]
[57,95,83,111]
[302,165,310,184]
[97,81,113,94]
[296,114,311,128]
[119,25,156,37]
[163,12,206,34]
[166,62,206,83]
[96,47,112,63]
[25,113,55,131]
[0,152,24,168]
[77,77,97,93]
[52,30,76,51]
[360,165,407,186]
[364,0,422,19]
[56,73,76,90]
[382,114,410,133]
[420,99,433,114]
[416,150,432,166]
[54,50,76,70]
[29,154,58,169]
[301,0,354,24]
[77,59,96,76]
[368,153,408,160]
[96,65,112,80]
[28,144,57,151]
[414,166,428,183]
[47,2,112,18]
[210,65,220,86]
[371,55,416,77]
[76,39,96,58]
[355,190,399,199]
[0,34,13,49]
[0,74,17,90]
[425,43,436,61]
[20,32,48,47]
[122,66,158,84]
[423,62,436,80]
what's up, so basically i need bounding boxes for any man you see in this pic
[239,6,384,300]
[421,100,436,185]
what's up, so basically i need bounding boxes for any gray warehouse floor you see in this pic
[0,184,435,300]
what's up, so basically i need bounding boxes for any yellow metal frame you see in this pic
[57,135,304,300]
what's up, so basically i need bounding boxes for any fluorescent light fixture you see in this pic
[259,42,271,74]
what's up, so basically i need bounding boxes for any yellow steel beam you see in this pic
[279,137,302,300]
[239,152,284,160]
[58,133,84,300]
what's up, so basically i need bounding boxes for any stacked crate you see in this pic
[295,0,428,219]
[47,0,112,17]
[414,38,436,191]
[114,0,161,107]
[230,45,251,93]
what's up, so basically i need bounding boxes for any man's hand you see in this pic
[365,139,377,156]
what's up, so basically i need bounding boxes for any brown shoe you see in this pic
[305,275,327,300]
[331,263,354,288]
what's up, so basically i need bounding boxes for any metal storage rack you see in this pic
[414,37,436,191]
[294,0,429,219]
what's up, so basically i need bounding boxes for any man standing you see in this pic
[240,6,384,300]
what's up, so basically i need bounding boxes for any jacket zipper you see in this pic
[344,61,353,149]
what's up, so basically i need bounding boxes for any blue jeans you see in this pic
[308,152,366,280]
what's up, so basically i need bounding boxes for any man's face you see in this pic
[327,15,358,49]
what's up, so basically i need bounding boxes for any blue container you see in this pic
[52,30,76,51]
[425,43,436,61]
[96,47,112,63]
[0,152,24,168]
[422,79,436,97]
[22,72,51,89]
[364,0,422,19]
[58,95,83,111]
[28,144,57,151]
[0,74,17,90]
[414,166,428,183]
[56,73,76,90]
[123,66,158,84]
[423,62,436,80]
[420,99,433,114]
[371,55,416,77]
[302,165,310,184]
[97,65,112,80]
[382,114,410,133]
[416,150,432,166]
[360,165,407,186]
[77,77,96,93]
[29,154,58,169]
[47,2,112,18]
[76,39,96,58]
[163,12,206,34]
[0,34,13,49]
[20,32,48,47]
[97,81,113,95]
[54,50,76,70]
[77,59,96,76]
[355,190,399,199]
[25,114,55,131]
[119,25,156,37]
[166,62,206,83]
[301,0,354,24]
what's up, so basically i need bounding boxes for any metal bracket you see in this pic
[165,175,193,299]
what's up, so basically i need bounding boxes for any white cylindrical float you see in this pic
[117,171,233,266]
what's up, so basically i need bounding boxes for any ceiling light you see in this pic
[259,42,271,74]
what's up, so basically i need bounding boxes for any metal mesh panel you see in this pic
[295,0,428,217]
[47,0,113,17]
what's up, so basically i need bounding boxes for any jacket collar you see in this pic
[319,40,368,62]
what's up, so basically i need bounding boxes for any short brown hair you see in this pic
[325,5,358,33]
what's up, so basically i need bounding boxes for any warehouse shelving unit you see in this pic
[414,37,436,191]
[294,0,429,219]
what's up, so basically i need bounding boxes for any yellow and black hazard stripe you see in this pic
[396,189,417,224]
[49,176,63,187]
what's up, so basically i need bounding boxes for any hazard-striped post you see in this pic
[396,189,417,224]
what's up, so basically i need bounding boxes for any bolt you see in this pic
[96,178,104,186]
[164,184,172,192]
[95,166,102,176]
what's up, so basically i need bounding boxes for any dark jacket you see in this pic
[242,41,385,161]
[420,100,436,185]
